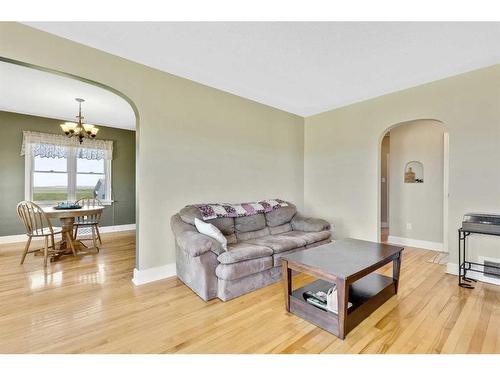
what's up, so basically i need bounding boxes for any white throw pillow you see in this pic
[194,217,228,252]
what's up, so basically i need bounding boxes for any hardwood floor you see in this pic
[1,231,499,354]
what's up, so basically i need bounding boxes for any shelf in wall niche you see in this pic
[404,161,424,183]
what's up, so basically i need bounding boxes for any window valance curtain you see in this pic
[20,131,113,160]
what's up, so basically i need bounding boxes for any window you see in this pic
[22,131,113,204]
[77,158,107,200]
[26,148,112,204]
[33,155,69,201]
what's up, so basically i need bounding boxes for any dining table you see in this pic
[42,205,105,258]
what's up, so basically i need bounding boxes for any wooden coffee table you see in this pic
[282,238,403,339]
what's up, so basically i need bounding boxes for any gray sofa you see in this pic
[170,202,331,301]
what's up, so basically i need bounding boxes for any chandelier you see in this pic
[60,98,99,144]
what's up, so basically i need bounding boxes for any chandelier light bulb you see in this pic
[83,123,95,134]
[60,99,99,143]
[60,123,70,134]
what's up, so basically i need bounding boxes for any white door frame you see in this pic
[377,121,449,253]
[386,152,390,228]
[442,132,449,253]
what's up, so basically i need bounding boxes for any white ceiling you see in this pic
[0,61,136,130]
[25,22,500,117]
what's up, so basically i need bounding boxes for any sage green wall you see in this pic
[304,64,500,272]
[0,111,136,236]
[0,23,304,270]
[6,22,498,279]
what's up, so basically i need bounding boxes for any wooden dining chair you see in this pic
[16,201,65,267]
[73,197,103,251]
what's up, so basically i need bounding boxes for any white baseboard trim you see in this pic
[0,234,28,244]
[446,262,459,275]
[387,236,444,252]
[132,263,176,285]
[99,224,136,233]
[446,262,500,287]
[381,222,389,228]
[0,223,136,244]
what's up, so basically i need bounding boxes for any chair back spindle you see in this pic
[75,198,103,224]
[16,201,54,236]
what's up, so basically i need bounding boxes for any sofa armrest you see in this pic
[176,230,225,257]
[291,214,331,232]
[171,214,225,257]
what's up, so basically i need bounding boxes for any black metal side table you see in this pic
[458,228,500,288]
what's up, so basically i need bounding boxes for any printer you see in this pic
[462,213,500,235]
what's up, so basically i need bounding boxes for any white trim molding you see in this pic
[387,236,444,252]
[0,223,136,244]
[0,234,28,244]
[132,263,176,285]
[446,261,500,287]
[99,224,136,233]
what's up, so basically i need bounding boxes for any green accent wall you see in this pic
[0,110,136,236]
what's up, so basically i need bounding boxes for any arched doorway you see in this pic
[378,119,449,255]
[0,56,140,270]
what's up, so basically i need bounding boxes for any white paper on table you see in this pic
[326,288,353,313]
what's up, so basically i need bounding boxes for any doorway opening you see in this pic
[379,119,449,254]
[0,56,140,272]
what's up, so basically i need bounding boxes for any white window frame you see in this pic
[25,148,113,205]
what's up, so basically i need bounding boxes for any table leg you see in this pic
[393,253,402,294]
[52,217,79,258]
[282,259,292,312]
[458,229,462,286]
[459,231,475,289]
[336,278,349,339]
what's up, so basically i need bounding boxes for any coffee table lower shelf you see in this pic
[289,274,396,337]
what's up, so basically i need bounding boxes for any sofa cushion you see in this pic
[284,230,331,245]
[216,257,273,280]
[225,233,238,245]
[179,205,203,225]
[217,242,273,264]
[236,227,270,241]
[235,213,266,233]
[304,230,331,244]
[180,205,235,234]
[269,223,292,235]
[206,217,235,235]
[265,203,297,227]
[291,215,331,232]
[245,234,306,254]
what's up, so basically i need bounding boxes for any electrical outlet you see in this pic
[406,223,412,230]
